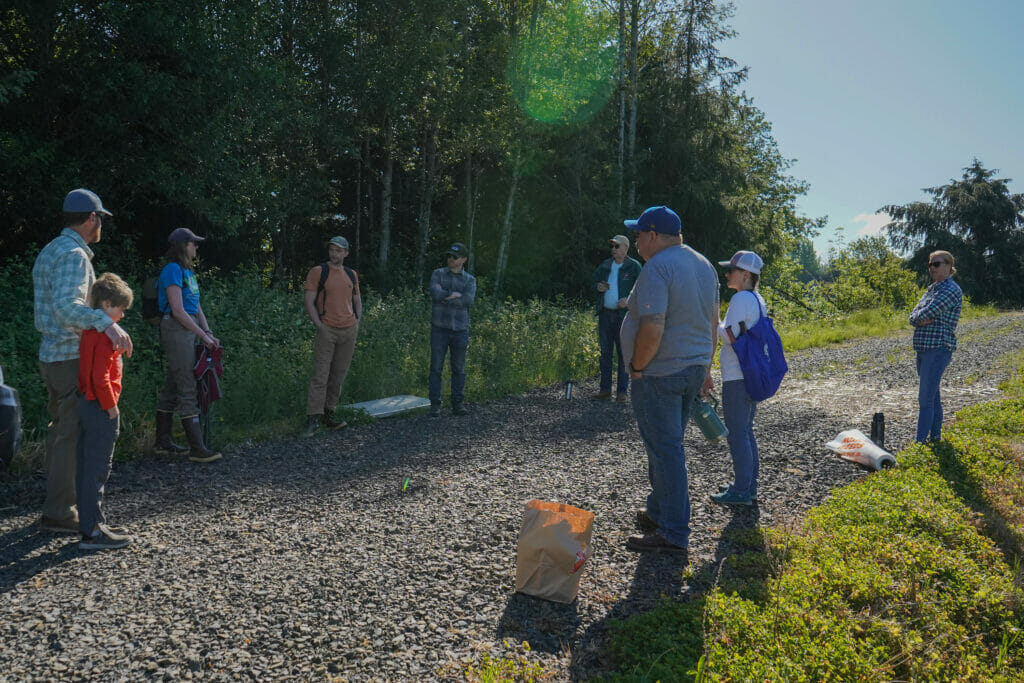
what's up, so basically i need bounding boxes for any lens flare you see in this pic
[507,1,616,125]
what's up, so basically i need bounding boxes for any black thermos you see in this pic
[870,412,885,449]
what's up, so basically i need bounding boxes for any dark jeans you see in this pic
[598,308,628,394]
[630,365,706,548]
[75,396,119,536]
[916,348,952,442]
[429,325,469,404]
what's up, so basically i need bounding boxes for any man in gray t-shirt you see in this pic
[620,206,719,555]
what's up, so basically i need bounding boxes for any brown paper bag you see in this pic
[514,500,594,603]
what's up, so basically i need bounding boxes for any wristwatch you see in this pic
[629,362,643,374]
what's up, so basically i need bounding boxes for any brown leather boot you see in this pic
[154,410,188,454]
[181,416,222,463]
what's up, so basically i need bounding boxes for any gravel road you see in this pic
[2,312,1023,681]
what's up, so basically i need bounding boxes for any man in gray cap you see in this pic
[301,236,361,437]
[428,242,476,417]
[590,234,642,400]
[32,189,133,533]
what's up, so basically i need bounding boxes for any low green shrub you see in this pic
[1,264,597,461]
[603,354,1024,681]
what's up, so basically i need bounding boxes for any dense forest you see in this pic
[1,0,816,299]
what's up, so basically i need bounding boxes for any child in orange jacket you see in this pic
[76,273,134,550]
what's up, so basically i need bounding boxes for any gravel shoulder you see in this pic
[2,312,1024,681]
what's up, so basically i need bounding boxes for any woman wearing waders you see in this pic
[154,228,222,463]
[710,250,767,507]
[909,250,961,443]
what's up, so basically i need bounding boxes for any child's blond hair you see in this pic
[89,273,134,309]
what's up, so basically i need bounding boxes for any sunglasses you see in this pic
[928,261,947,268]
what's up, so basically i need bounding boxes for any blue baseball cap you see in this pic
[63,188,112,216]
[623,206,680,235]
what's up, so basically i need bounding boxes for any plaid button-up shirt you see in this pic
[429,267,476,331]
[32,229,113,362]
[909,276,962,352]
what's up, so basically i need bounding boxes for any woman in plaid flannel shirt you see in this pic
[908,250,962,443]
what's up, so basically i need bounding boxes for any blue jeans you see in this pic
[429,326,469,404]
[598,309,628,393]
[630,365,706,548]
[722,379,758,497]
[916,348,952,443]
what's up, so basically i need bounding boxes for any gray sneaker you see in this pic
[80,524,132,551]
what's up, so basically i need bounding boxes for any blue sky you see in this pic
[724,0,1024,259]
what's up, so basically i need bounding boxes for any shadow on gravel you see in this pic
[564,551,693,680]
[0,525,80,595]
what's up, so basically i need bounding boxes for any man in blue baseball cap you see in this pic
[31,189,133,533]
[619,206,719,556]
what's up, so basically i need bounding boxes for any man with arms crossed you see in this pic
[620,206,718,554]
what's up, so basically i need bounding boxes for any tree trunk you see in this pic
[626,0,640,212]
[494,149,522,300]
[464,154,478,273]
[378,126,393,281]
[617,0,626,214]
[414,124,439,286]
[354,137,365,263]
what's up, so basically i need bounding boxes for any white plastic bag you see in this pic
[825,429,897,471]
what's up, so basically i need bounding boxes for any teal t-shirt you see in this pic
[157,262,200,315]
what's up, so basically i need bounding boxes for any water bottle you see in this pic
[870,412,885,449]
[692,394,729,442]
[564,381,574,400]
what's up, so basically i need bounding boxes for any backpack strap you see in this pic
[317,264,359,318]
[316,262,330,317]
[342,266,359,318]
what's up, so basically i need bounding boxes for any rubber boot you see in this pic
[154,410,188,454]
[181,415,222,463]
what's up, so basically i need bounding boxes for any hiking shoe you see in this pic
[710,490,754,507]
[300,415,320,438]
[635,508,657,533]
[591,391,613,400]
[718,483,757,499]
[40,515,79,534]
[323,411,347,431]
[626,533,687,555]
[452,403,469,416]
[429,403,441,418]
[615,392,628,402]
[79,524,132,551]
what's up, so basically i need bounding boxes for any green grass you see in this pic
[778,301,1004,352]
[601,349,1024,682]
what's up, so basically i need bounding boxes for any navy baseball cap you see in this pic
[63,189,112,216]
[168,227,205,243]
[623,206,681,235]
[446,242,468,258]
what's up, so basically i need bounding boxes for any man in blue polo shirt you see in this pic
[620,206,719,555]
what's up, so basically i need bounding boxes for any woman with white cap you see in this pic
[711,250,766,506]
[154,228,222,463]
